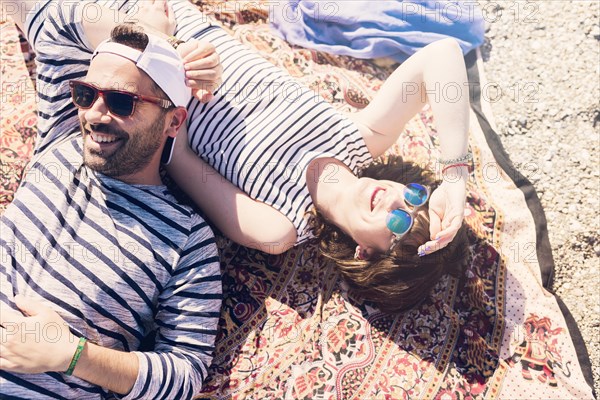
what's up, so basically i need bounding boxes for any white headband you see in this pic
[92,35,191,108]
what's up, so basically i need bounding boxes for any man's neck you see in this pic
[115,168,163,186]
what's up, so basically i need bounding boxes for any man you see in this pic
[0,1,222,398]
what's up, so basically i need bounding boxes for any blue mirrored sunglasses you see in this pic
[385,183,430,253]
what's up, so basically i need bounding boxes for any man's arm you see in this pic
[0,295,138,394]
[0,0,34,32]
[0,218,221,398]
[0,0,220,153]
[1,0,170,49]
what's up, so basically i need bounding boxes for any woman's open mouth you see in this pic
[371,187,386,212]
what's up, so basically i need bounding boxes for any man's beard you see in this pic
[81,115,165,178]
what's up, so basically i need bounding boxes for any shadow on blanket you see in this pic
[0,5,594,398]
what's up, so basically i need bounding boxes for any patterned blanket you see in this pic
[0,2,594,398]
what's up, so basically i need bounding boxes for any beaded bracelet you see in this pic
[65,337,87,376]
[438,153,472,165]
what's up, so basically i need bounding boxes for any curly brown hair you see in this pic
[310,155,468,313]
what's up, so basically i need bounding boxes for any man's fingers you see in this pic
[185,67,221,83]
[0,357,18,371]
[14,294,49,317]
[166,1,175,24]
[190,87,216,103]
[186,78,221,93]
[0,305,22,326]
[199,92,214,103]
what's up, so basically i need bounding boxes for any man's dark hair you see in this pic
[109,24,171,103]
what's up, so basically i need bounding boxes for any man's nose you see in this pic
[83,95,112,125]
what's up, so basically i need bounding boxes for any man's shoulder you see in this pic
[33,132,83,162]
[23,133,83,182]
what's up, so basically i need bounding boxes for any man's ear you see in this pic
[165,107,188,138]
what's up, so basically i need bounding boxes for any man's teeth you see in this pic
[91,132,117,143]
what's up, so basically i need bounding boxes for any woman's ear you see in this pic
[354,245,373,261]
[165,107,188,138]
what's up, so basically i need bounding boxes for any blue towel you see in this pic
[270,0,485,62]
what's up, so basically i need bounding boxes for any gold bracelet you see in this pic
[167,36,185,49]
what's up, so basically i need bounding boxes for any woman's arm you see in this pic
[351,38,470,254]
[350,38,469,161]
[167,125,298,254]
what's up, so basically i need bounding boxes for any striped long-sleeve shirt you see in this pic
[0,1,222,398]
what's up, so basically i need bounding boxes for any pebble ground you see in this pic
[477,0,599,396]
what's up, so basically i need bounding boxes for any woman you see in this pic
[154,1,472,311]
[164,4,471,251]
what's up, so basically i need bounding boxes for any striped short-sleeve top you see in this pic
[174,1,373,243]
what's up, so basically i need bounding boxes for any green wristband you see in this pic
[65,337,87,376]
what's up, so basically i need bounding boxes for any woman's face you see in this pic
[345,177,420,258]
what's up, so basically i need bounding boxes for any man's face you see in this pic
[78,53,169,180]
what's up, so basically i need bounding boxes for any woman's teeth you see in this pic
[371,189,385,210]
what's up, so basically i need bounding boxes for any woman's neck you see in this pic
[306,157,356,234]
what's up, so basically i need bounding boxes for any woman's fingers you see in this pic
[419,212,461,256]
[428,207,442,241]
[181,41,217,63]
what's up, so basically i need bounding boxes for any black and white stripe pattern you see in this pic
[178,8,373,241]
[2,1,221,398]
[26,0,372,243]
[1,136,221,399]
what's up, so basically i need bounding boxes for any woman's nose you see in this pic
[385,189,407,212]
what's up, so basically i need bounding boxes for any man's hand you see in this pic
[0,295,78,374]
[178,40,223,103]
[418,178,467,256]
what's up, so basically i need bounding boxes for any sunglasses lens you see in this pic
[72,83,96,108]
[386,209,412,235]
[404,183,428,207]
[104,92,135,117]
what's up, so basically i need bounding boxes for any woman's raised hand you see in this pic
[178,41,223,103]
[129,0,222,103]
[418,178,466,256]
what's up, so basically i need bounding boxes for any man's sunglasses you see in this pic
[385,183,430,253]
[69,80,173,117]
